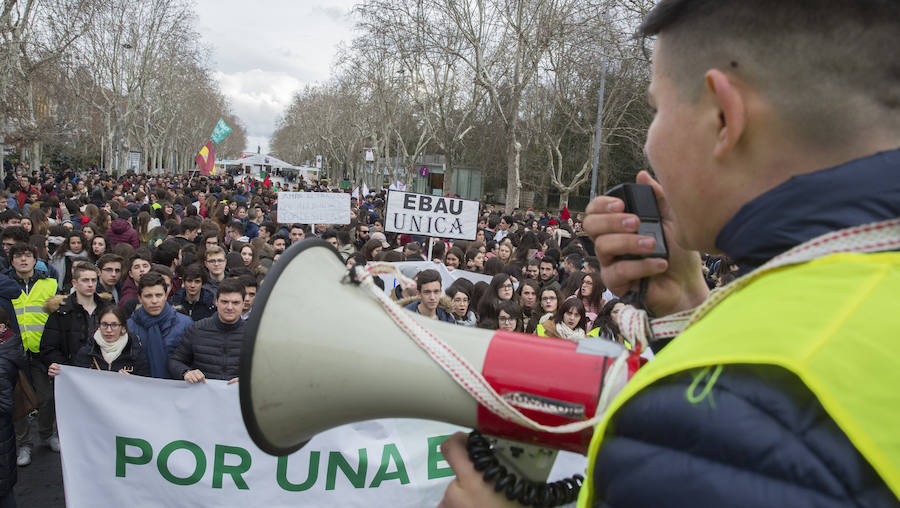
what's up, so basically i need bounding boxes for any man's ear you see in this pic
[705,69,746,159]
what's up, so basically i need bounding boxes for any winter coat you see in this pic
[589,149,900,507]
[167,314,244,381]
[0,329,24,497]
[107,218,139,249]
[402,297,456,324]
[0,275,21,338]
[118,278,139,310]
[127,304,192,379]
[169,287,217,322]
[73,332,150,376]
[40,292,112,366]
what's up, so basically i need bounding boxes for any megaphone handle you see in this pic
[467,430,583,507]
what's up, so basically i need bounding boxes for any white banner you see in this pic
[276,192,350,225]
[385,191,479,241]
[56,367,584,508]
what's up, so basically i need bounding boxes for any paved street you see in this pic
[13,424,66,507]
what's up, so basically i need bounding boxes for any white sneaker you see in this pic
[16,447,31,467]
[46,435,60,453]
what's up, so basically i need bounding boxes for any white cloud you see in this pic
[194,0,358,154]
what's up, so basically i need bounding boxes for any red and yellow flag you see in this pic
[195,141,216,176]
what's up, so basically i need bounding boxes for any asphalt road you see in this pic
[13,431,66,507]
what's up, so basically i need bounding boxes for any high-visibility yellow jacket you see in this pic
[578,252,900,506]
[12,277,58,353]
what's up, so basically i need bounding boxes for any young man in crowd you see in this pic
[202,246,227,294]
[238,275,257,321]
[7,243,59,466]
[403,269,455,323]
[117,252,152,314]
[538,258,560,290]
[127,272,192,379]
[96,254,124,303]
[289,224,305,245]
[169,263,216,321]
[42,262,109,376]
[167,278,246,384]
[174,218,201,247]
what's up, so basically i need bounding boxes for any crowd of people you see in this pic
[0,162,743,505]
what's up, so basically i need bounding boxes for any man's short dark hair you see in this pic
[138,271,168,294]
[0,210,21,223]
[229,221,244,234]
[96,253,124,271]
[129,251,153,273]
[260,222,276,236]
[238,274,257,290]
[152,239,181,267]
[416,269,442,291]
[180,262,206,283]
[180,217,201,234]
[1,226,28,243]
[321,228,338,242]
[565,253,583,269]
[217,277,246,300]
[637,0,900,145]
[8,242,35,259]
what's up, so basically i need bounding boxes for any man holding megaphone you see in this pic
[438,0,900,507]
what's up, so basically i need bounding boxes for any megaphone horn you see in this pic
[240,240,634,459]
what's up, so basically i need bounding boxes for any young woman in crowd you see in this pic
[575,271,606,329]
[517,279,541,333]
[593,298,626,344]
[529,287,561,336]
[446,284,477,327]
[49,231,89,291]
[444,247,464,270]
[496,300,523,333]
[20,217,32,234]
[536,297,596,341]
[89,235,109,264]
[71,305,149,376]
[81,224,96,243]
[497,240,513,265]
[465,248,484,273]
[135,211,152,247]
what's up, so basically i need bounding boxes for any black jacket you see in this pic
[0,329,24,497]
[169,287,217,322]
[40,293,112,366]
[167,314,244,381]
[73,333,150,376]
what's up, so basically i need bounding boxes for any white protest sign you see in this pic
[277,192,350,224]
[55,367,584,508]
[378,261,493,295]
[385,191,479,241]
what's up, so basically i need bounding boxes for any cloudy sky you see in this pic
[194,0,359,155]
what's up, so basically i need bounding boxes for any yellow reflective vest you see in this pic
[578,252,900,506]
[12,277,58,353]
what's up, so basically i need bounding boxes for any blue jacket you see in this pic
[404,301,456,324]
[594,149,900,508]
[127,304,193,379]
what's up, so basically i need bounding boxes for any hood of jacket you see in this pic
[43,292,113,314]
[110,218,132,235]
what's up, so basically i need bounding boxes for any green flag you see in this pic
[211,118,232,144]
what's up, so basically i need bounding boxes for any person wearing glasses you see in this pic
[202,246,227,295]
[71,305,148,376]
[96,254,124,303]
[496,300,523,333]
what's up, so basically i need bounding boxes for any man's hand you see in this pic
[184,369,206,384]
[584,171,708,317]
[48,363,61,377]
[438,432,519,508]
[226,377,239,385]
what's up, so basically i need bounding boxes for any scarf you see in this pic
[93,329,128,366]
[131,304,175,378]
[555,322,586,341]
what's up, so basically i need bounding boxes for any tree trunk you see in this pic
[558,191,570,210]
[30,141,41,172]
[505,135,521,210]
[442,152,454,196]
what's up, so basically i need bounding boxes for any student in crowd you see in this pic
[403,269,455,323]
[168,278,246,384]
[169,263,216,322]
[0,305,24,505]
[496,300,523,333]
[202,245,227,294]
[42,262,110,376]
[517,279,541,334]
[536,297,596,341]
[95,254,124,303]
[72,305,150,376]
[127,272,192,379]
[446,284,477,327]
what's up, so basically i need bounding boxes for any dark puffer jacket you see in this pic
[0,329,24,498]
[594,366,899,508]
[40,292,112,366]
[169,287,216,322]
[106,218,139,249]
[167,314,244,381]
[73,333,150,376]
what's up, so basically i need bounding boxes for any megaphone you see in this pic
[240,240,636,476]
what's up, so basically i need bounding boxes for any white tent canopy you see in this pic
[217,153,301,173]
